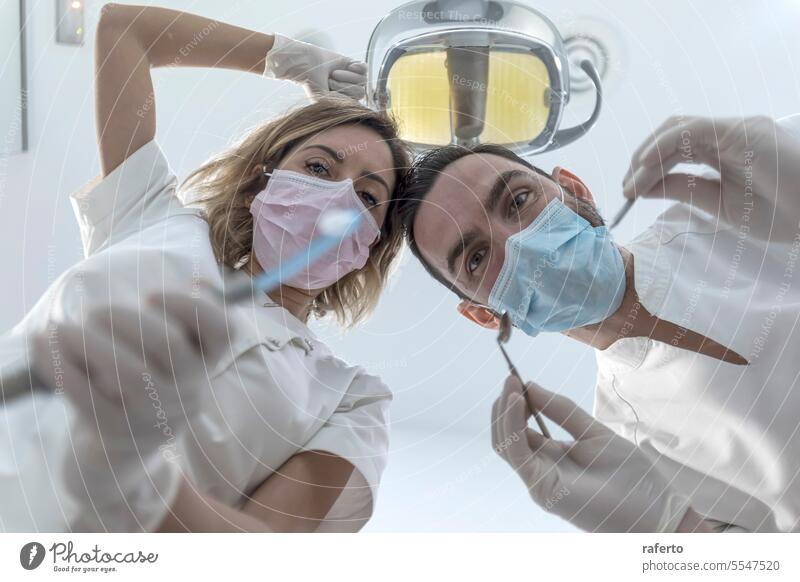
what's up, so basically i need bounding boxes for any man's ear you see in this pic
[457,300,500,330]
[552,166,595,204]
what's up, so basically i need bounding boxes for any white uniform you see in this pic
[594,116,800,532]
[0,140,391,532]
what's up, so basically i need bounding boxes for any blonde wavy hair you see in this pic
[180,96,411,328]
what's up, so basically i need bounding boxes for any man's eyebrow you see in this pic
[486,169,528,213]
[444,169,528,276]
[447,229,478,276]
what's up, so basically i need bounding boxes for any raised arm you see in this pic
[95,3,367,177]
[94,3,272,176]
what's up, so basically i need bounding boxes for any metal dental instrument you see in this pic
[609,198,634,230]
[497,312,551,439]
[221,209,362,304]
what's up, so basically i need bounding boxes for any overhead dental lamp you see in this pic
[366,0,602,155]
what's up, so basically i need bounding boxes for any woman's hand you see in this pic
[31,288,233,448]
[264,33,367,100]
[29,288,236,531]
[491,376,693,532]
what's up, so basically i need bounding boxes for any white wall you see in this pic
[2,0,799,531]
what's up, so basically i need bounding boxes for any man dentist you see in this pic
[395,114,800,533]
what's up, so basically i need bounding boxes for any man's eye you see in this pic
[359,191,378,207]
[467,248,487,274]
[306,160,330,176]
[509,190,531,215]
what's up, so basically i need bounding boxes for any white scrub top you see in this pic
[0,139,391,532]
[594,116,800,532]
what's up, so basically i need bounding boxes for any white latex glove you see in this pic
[622,115,800,238]
[491,376,692,532]
[264,33,367,100]
[30,289,235,531]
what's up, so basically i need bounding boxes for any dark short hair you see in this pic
[394,143,552,300]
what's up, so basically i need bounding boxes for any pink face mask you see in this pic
[249,169,381,291]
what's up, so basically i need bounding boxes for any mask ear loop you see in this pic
[555,182,567,203]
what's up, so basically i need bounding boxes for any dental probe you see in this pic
[497,312,552,439]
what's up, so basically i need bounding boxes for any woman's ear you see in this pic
[552,166,595,205]
[457,300,500,330]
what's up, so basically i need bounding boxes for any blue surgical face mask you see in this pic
[487,195,626,337]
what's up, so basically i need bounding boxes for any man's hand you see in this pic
[491,376,692,532]
[622,115,800,239]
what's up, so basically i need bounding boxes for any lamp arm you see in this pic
[544,59,603,152]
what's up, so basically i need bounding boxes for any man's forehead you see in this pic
[412,152,523,271]
[414,153,527,231]
[428,153,521,202]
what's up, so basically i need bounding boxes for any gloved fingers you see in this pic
[526,427,549,451]
[492,386,528,466]
[55,320,138,419]
[498,384,539,467]
[492,388,515,463]
[98,306,203,425]
[504,392,562,489]
[100,306,186,381]
[496,376,524,459]
[94,306,199,388]
[147,288,233,366]
[637,117,720,173]
[30,324,108,411]
[524,381,608,441]
[330,68,366,86]
[623,115,683,183]
[631,173,722,214]
[80,314,150,398]
[346,60,367,75]
[500,375,559,452]
[489,397,503,457]
[623,151,684,200]
[622,115,712,183]
[501,374,526,397]
[328,78,366,100]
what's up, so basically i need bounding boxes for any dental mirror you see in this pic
[497,312,551,439]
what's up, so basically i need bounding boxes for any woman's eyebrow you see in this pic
[360,171,390,196]
[299,144,340,159]
[299,144,390,196]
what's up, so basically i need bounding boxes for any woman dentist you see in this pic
[0,3,410,532]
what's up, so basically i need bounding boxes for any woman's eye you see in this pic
[306,161,330,176]
[467,248,487,274]
[359,191,378,208]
